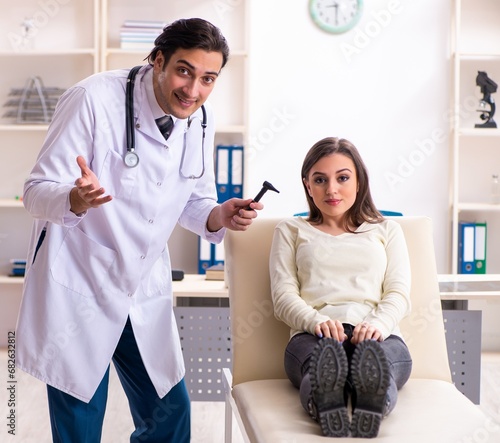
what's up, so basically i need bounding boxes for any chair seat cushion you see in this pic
[233,378,500,442]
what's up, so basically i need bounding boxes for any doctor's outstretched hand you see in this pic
[207,198,263,232]
[70,156,113,215]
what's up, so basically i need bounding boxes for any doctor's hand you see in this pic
[70,156,113,215]
[207,198,263,232]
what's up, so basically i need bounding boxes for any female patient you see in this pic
[269,137,412,438]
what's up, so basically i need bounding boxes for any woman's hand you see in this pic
[314,319,348,342]
[351,322,382,344]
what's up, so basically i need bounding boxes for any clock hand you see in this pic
[332,1,339,25]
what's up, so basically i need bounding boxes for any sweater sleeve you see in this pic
[363,221,412,339]
[269,221,331,335]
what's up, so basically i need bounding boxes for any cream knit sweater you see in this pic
[269,217,411,340]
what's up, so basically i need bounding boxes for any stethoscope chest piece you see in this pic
[124,150,139,168]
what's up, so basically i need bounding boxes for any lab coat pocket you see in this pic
[98,149,138,202]
[51,228,117,298]
[142,251,171,297]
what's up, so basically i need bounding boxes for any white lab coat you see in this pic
[15,65,224,402]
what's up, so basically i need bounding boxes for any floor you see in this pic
[1,351,499,442]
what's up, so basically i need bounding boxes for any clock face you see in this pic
[309,0,364,34]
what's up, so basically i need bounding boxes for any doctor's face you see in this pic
[153,47,223,120]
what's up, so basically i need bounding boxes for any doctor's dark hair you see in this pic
[301,137,383,232]
[146,18,230,69]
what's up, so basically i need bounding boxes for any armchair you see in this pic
[223,216,499,442]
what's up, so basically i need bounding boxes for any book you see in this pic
[9,258,26,277]
[205,263,224,281]
[119,20,166,49]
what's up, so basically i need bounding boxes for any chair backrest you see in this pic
[225,216,452,386]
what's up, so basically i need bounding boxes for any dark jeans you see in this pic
[284,324,412,416]
[46,317,190,443]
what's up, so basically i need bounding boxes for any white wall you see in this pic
[245,0,452,273]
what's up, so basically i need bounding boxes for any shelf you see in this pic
[0,276,24,285]
[458,53,500,61]
[216,125,245,134]
[0,124,244,134]
[104,48,247,57]
[459,128,500,137]
[0,199,24,208]
[457,203,500,212]
[0,124,48,132]
[0,49,97,56]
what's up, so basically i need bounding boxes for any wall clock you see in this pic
[309,0,364,34]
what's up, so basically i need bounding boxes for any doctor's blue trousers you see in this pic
[46,317,190,443]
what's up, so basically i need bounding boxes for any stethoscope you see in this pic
[124,65,207,179]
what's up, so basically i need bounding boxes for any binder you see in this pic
[473,222,487,274]
[230,146,243,199]
[198,237,212,274]
[205,145,243,272]
[216,146,230,202]
[215,145,244,202]
[214,240,225,266]
[197,238,225,273]
[458,221,475,274]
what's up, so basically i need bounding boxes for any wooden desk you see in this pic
[436,274,500,404]
[439,274,500,301]
[172,274,228,301]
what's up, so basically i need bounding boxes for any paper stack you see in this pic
[120,20,167,50]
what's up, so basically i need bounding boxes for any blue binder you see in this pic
[197,238,225,274]
[458,221,476,274]
[198,237,212,274]
[200,145,243,272]
[215,145,243,202]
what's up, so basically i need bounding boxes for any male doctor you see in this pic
[16,18,262,443]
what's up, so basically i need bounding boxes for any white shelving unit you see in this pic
[450,0,500,275]
[0,1,249,343]
[0,0,100,280]
[0,0,100,345]
[100,0,248,145]
[99,0,249,273]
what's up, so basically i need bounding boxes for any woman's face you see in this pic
[304,153,358,222]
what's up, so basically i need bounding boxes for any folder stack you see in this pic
[119,20,166,49]
[198,144,244,274]
[215,145,244,202]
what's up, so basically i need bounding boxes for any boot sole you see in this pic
[350,340,390,438]
[309,338,349,437]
